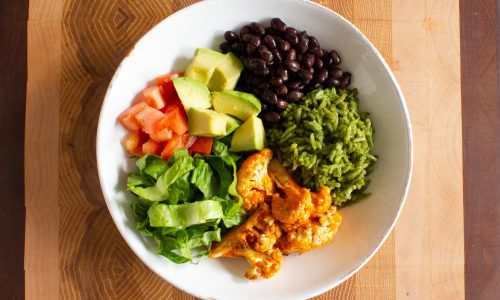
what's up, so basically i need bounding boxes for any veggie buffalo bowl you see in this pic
[96,0,412,299]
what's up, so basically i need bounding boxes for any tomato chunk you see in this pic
[123,131,146,157]
[134,106,165,135]
[189,137,214,155]
[150,127,173,143]
[154,106,188,137]
[118,102,147,131]
[161,133,189,160]
[156,72,183,101]
[142,138,160,155]
[142,86,165,110]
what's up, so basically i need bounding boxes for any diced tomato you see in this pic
[142,86,165,110]
[161,133,189,160]
[156,72,183,101]
[189,137,214,155]
[150,127,173,143]
[142,138,160,155]
[134,106,165,135]
[185,136,198,149]
[117,102,147,131]
[123,131,147,157]
[154,106,188,136]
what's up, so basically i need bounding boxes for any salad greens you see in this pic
[128,141,244,263]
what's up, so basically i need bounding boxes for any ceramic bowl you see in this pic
[97,0,413,299]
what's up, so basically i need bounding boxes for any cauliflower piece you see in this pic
[268,158,314,225]
[311,185,332,217]
[209,203,282,279]
[237,149,275,212]
[278,205,342,254]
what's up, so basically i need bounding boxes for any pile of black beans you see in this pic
[220,18,351,124]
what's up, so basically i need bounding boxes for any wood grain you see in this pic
[0,0,27,298]
[392,0,464,299]
[25,0,63,299]
[23,0,467,299]
[461,0,500,299]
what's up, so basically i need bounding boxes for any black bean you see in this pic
[286,90,303,102]
[231,42,245,54]
[313,58,323,69]
[306,83,321,92]
[246,44,257,55]
[329,50,341,65]
[286,48,297,61]
[287,79,301,89]
[264,111,281,123]
[315,68,328,83]
[242,34,261,47]
[285,32,299,45]
[296,53,304,62]
[220,42,231,53]
[261,103,269,112]
[309,36,320,48]
[248,58,267,71]
[250,22,265,36]
[251,36,262,47]
[298,30,308,38]
[224,31,239,43]
[302,54,315,68]
[276,84,288,96]
[264,35,277,49]
[271,49,282,63]
[270,77,283,87]
[324,77,338,88]
[285,27,297,36]
[339,72,351,87]
[262,89,278,104]
[298,68,313,81]
[297,40,308,54]
[310,48,324,58]
[278,39,291,52]
[323,55,333,68]
[285,59,301,72]
[278,68,289,81]
[276,100,288,111]
[330,67,343,79]
[241,25,252,34]
[265,26,276,35]
[271,18,287,33]
[260,50,274,64]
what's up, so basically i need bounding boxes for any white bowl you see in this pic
[96,0,413,299]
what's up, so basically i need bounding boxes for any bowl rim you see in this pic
[96,0,414,298]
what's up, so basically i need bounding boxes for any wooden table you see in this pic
[1,0,499,299]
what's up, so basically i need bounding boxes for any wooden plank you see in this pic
[392,0,464,299]
[0,0,27,298]
[25,0,63,297]
[461,0,500,299]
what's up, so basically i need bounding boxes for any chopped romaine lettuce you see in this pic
[127,145,243,264]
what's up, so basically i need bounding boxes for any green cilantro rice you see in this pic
[266,88,376,206]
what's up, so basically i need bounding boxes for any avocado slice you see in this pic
[230,116,265,152]
[173,77,211,111]
[188,108,229,137]
[223,114,241,134]
[185,48,225,85]
[212,91,262,121]
[208,52,244,91]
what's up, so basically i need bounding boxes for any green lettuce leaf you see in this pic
[148,200,224,228]
[128,156,194,201]
[190,158,216,198]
